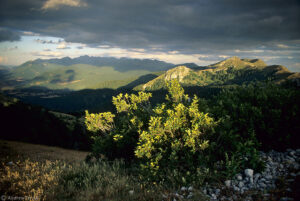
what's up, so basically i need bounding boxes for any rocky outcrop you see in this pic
[163,66,191,82]
[143,66,191,90]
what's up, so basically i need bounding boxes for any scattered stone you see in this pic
[166,148,299,201]
[129,190,134,195]
[181,186,187,191]
[225,180,231,187]
[279,197,293,201]
[265,174,272,180]
[238,181,244,188]
[237,175,243,181]
[245,169,254,178]
[7,161,14,166]
[259,183,267,188]
[211,193,217,200]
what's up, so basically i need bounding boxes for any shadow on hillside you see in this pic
[120,73,158,89]
[2,84,223,115]
[0,93,91,150]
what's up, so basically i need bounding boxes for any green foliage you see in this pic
[135,94,216,180]
[85,79,299,185]
[211,82,300,151]
[85,91,153,159]
[165,79,188,103]
[203,82,300,177]
[86,80,217,184]
[85,111,115,134]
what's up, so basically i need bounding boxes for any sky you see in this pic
[0,0,299,71]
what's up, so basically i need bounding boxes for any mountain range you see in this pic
[3,56,299,92]
[139,56,300,90]
[3,56,173,90]
[1,56,300,113]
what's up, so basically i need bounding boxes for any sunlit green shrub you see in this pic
[85,90,153,159]
[135,80,217,181]
[85,80,217,182]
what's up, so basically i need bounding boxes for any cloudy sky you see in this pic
[0,0,299,71]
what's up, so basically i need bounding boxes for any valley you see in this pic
[1,56,300,201]
[1,56,299,114]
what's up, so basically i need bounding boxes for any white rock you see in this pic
[249,177,254,184]
[265,175,272,180]
[237,175,243,181]
[181,186,187,191]
[279,197,293,201]
[244,169,254,178]
[188,186,193,191]
[224,180,231,187]
[7,161,14,166]
[259,183,267,188]
[233,186,239,191]
[290,173,297,177]
[129,190,134,195]
[211,193,217,200]
[238,181,244,188]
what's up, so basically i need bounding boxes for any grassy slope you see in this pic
[11,63,154,90]
[0,140,208,201]
[0,140,88,164]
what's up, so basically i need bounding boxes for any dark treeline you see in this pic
[0,94,91,150]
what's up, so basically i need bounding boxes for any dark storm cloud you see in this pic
[0,27,21,42]
[0,0,299,53]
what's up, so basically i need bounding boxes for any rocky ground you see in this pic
[171,149,300,201]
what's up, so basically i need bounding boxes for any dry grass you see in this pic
[0,159,63,201]
[0,140,208,201]
[0,140,86,201]
[0,140,88,164]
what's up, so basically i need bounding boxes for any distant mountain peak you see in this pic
[164,66,191,82]
[142,65,191,90]
[210,56,267,69]
[139,57,299,91]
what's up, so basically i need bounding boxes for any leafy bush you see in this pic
[85,90,152,160]
[85,80,299,183]
[211,82,300,151]
[85,80,217,183]
[135,80,217,180]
